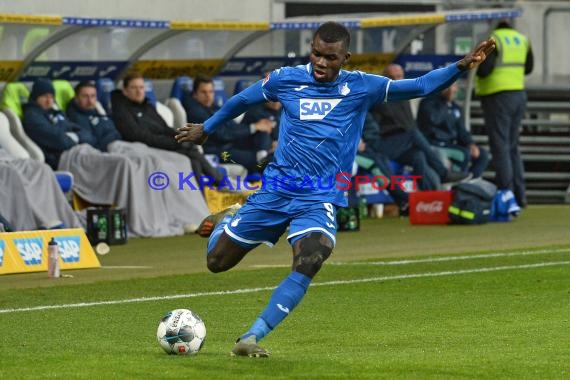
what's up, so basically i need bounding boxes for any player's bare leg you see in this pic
[207,233,251,273]
[195,203,253,272]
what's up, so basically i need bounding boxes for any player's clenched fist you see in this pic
[175,123,209,145]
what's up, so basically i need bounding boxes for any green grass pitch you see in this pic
[1,205,569,379]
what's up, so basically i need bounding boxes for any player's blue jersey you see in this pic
[259,63,390,206]
[204,61,461,207]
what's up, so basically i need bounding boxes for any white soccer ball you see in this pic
[156,309,206,355]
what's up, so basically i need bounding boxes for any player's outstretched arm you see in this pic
[175,123,208,145]
[456,38,496,71]
[386,38,496,102]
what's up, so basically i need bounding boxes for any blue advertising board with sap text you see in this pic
[0,229,100,275]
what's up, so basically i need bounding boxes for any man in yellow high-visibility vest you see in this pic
[476,20,534,209]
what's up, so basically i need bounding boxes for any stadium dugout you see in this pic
[0,6,568,204]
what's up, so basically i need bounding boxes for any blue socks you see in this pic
[240,271,312,342]
[209,220,312,343]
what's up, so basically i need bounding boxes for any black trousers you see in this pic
[481,90,527,206]
[176,148,225,184]
[378,129,446,190]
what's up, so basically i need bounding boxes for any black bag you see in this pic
[448,178,497,224]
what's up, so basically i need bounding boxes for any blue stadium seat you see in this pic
[389,160,405,175]
[55,171,74,193]
[170,76,193,102]
[213,77,228,107]
[96,78,115,115]
[169,76,226,106]
[233,79,257,95]
[144,79,157,106]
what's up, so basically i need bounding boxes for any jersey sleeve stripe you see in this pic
[384,80,392,103]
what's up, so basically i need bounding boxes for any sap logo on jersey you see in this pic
[299,98,341,120]
[0,240,5,267]
[55,236,81,263]
[14,238,43,266]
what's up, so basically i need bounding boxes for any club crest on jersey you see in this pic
[299,98,342,120]
[338,82,350,96]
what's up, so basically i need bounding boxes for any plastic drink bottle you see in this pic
[47,238,60,278]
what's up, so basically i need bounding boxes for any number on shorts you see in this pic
[323,203,335,222]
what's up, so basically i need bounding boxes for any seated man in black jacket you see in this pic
[23,78,92,169]
[111,72,224,184]
[369,64,471,190]
[183,75,274,175]
[65,80,211,236]
[417,82,490,178]
[357,113,410,215]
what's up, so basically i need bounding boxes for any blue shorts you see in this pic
[223,190,338,249]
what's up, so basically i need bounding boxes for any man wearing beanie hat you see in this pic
[28,78,55,103]
[23,78,93,169]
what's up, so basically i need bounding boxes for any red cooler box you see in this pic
[409,191,453,225]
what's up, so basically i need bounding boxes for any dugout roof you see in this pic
[0,8,521,83]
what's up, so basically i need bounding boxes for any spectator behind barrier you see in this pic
[417,82,490,178]
[23,78,92,169]
[183,74,274,175]
[65,80,210,236]
[369,64,471,190]
[67,81,122,152]
[111,72,225,185]
[356,112,410,215]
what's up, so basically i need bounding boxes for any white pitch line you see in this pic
[328,247,570,266]
[250,247,570,269]
[1,260,569,315]
[102,266,153,269]
[312,261,570,288]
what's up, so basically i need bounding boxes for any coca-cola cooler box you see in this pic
[409,191,453,225]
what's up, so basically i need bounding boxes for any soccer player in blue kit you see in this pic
[175,21,495,358]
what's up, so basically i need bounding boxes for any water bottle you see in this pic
[347,209,358,230]
[97,214,108,242]
[358,196,368,219]
[113,212,122,241]
[47,238,60,278]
